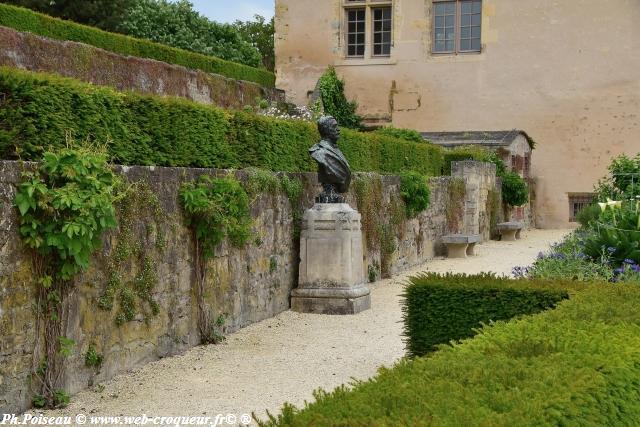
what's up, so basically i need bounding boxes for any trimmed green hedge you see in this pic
[260,282,640,426]
[0,3,275,87]
[0,68,445,175]
[403,273,578,357]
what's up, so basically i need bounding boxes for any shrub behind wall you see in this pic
[0,68,445,175]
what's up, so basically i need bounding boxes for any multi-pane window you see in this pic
[344,1,392,58]
[433,0,482,54]
[346,9,366,57]
[568,194,595,222]
[372,7,392,56]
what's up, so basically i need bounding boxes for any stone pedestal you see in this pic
[291,203,370,315]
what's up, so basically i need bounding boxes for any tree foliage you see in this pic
[233,15,275,71]
[1,0,134,31]
[501,171,529,207]
[400,171,431,218]
[117,0,262,68]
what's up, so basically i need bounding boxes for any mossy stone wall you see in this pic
[0,161,497,413]
[0,26,284,110]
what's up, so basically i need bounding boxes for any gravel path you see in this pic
[41,229,569,423]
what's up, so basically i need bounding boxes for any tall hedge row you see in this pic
[403,273,577,357]
[0,3,275,87]
[261,282,640,426]
[0,68,445,175]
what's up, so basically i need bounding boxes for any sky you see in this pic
[188,0,275,23]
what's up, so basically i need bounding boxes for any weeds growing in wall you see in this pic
[446,178,467,233]
[97,181,167,326]
[487,188,502,239]
[399,171,431,219]
[180,175,251,344]
[14,144,118,408]
[353,174,413,279]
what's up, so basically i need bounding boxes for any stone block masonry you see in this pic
[0,26,284,109]
[0,161,497,413]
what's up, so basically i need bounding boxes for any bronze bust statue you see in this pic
[310,116,352,203]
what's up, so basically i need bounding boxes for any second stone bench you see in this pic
[497,222,524,241]
[442,234,481,258]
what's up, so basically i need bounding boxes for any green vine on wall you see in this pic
[14,144,118,409]
[399,171,431,219]
[318,67,362,129]
[180,174,252,344]
[97,180,165,326]
[487,188,502,239]
[353,174,410,279]
[244,167,304,238]
[501,171,529,208]
[446,177,467,233]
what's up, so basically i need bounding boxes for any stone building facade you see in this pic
[274,0,640,228]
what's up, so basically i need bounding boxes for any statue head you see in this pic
[318,116,340,143]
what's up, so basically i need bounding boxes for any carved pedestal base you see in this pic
[291,203,370,315]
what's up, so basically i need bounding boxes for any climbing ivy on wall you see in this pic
[399,171,431,219]
[13,144,118,408]
[179,175,252,343]
[353,174,408,279]
[318,67,362,130]
[501,171,529,208]
[97,181,166,326]
[446,177,467,233]
[15,146,118,279]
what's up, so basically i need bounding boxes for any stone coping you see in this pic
[291,286,371,299]
[497,222,524,230]
[441,234,481,244]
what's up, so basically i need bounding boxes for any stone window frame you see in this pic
[432,0,482,55]
[343,0,393,59]
[568,193,595,222]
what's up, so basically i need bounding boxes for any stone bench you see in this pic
[442,234,481,258]
[497,222,524,241]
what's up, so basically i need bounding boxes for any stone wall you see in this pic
[0,26,284,109]
[0,161,497,413]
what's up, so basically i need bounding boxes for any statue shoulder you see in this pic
[309,140,331,153]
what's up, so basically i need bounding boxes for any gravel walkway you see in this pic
[41,229,569,423]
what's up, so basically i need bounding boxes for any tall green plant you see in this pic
[14,146,118,279]
[318,67,361,129]
[399,171,431,218]
[583,201,640,265]
[595,153,640,200]
[501,171,529,207]
[13,144,117,408]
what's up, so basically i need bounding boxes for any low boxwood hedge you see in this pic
[0,67,445,176]
[403,273,583,357]
[260,282,640,426]
[0,3,275,87]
